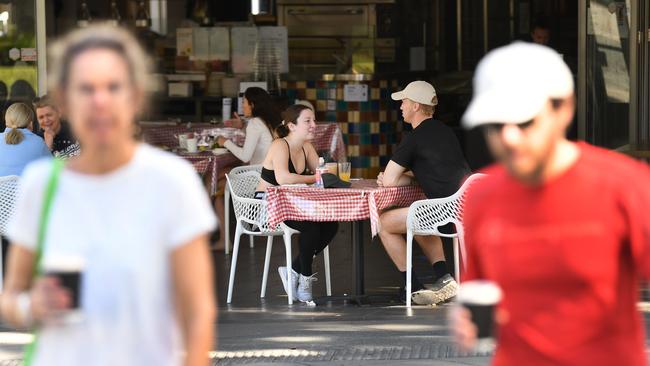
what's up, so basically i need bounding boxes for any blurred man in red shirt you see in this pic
[451,42,650,366]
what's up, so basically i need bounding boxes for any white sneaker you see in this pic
[297,274,318,302]
[278,266,298,298]
[411,274,458,305]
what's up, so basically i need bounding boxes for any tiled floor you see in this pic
[2,220,649,365]
[214,221,489,365]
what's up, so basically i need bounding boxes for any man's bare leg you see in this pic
[378,207,409,271]
[378,208,446,268]
[378,207,457,305]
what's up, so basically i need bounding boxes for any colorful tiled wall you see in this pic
[282,79,401,178]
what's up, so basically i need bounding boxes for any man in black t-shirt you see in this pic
[34,95,79,157]
[378,81,470,305]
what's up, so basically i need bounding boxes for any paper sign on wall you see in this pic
[344,84,368,102]
[177,28,193,56]
[20,48,37,62]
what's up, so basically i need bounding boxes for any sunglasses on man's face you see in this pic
[482,119,535,134]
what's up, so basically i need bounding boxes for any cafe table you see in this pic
[265,180,426,301]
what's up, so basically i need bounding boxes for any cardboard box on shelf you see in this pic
[168,82,193,97]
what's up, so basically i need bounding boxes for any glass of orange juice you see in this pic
[338,162,351,182]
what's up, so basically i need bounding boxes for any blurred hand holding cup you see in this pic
[41,255,85,323]
[457,280,502,353]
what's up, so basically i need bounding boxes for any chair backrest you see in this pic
[0,175,20,236]
[226,169,279,233]
[227,166,262,199]
[407,173,487,236]
[229,164,262,178]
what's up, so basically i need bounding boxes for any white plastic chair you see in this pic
[0,176,20,292]
[405,173,487,307]
[224,165,262,254]
[225,170,332,304]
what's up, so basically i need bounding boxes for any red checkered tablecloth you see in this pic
[313,123,347,162]
[139,123,245,147]
[266,180,425,237]
[177,152,241,196]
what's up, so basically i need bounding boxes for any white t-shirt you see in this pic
[223,117,272,164]
[7,144,217,366]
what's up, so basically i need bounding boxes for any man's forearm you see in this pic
[397,174,414,186]
[384,173,414,187]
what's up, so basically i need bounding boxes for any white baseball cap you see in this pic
[462,42,574,129]
[391,80,438,106]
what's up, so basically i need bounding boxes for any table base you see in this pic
[315,220,400,306]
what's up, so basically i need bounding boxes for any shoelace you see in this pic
[299,274,318,289]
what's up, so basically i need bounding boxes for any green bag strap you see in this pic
[23,158,64,365]
[33,159,64,275]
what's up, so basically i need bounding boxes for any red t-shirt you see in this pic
[463,142,650,366]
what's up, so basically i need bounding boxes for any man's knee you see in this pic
[379,208,408,234]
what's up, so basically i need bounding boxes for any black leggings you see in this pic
[285,221,338,276]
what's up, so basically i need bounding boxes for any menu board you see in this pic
[231,27,259,74]
[231,26,289,74]
[177,27,230,61]
[209,27,230,60]
[192,27,210,60]
[258,26,289,74]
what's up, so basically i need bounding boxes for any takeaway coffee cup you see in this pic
[457,280,502,352]
[42,255,85,321]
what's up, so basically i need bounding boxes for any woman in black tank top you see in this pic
[255,105,338,303]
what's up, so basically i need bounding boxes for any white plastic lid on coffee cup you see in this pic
[42,255,86,272]
[457,280,502,305]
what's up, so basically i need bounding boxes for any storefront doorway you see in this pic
[579,0,650,150]
[0,0,38,128]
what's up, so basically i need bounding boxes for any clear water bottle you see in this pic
[314,157,325,188]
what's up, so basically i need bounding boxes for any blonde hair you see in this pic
[419,96,438,117]
[4,103,34,145]
[48,23,152,107]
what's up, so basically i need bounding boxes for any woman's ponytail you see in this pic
[5,128,24,145]
[4,102,33,145]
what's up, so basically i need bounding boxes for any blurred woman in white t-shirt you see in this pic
[1,24,217,366]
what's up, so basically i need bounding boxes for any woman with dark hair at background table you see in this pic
[214,87,281,251]
[217,86,280,163]
[255,104,338,303]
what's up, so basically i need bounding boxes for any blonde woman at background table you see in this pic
[0,103,51,177]
[1,25,216,366]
